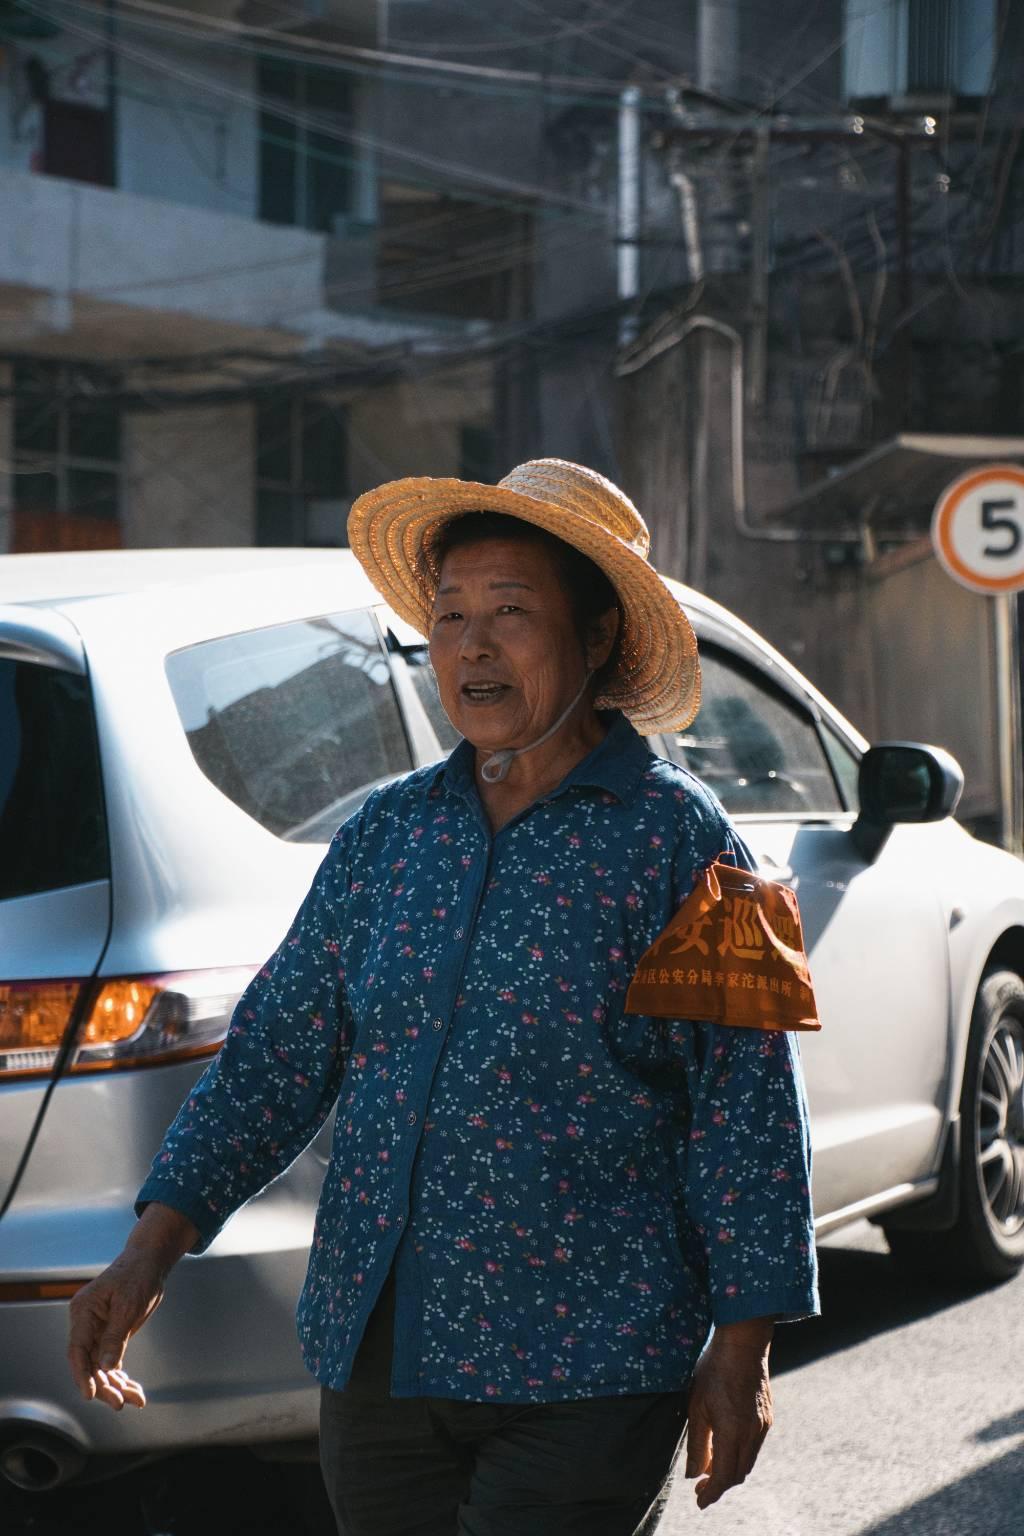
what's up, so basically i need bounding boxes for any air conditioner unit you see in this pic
[843,0,995,105]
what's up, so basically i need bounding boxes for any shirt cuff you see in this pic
[134,1177,224,1256]
[711,1283,820,1327]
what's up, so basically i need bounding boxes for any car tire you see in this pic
[885,967,1024,1283]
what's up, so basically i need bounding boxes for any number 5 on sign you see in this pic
[932,465,1024,594]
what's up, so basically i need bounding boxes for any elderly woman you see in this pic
[68,461,818,1536]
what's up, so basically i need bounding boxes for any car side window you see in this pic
[821,721,861,811]
[0,660,109,900]
[662,646,842,816]
[166,609,414,844]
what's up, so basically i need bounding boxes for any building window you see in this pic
[11,360,121,552]
[258,57,352,232]
[377,182,533,321]
[17,50,115,186]
[255,393,347,547]
[43,99,113,186]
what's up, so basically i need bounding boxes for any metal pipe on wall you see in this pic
[618,316,868,547]
[617,85,642,346]
[618,315,801,543]
[668,164,704,285]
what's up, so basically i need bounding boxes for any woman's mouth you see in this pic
[461,682,510,705]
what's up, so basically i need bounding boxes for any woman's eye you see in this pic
[497,604,523,615]
[434,611,461,624]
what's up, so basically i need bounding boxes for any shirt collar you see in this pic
[433,711,651,808]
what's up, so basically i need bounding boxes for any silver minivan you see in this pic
[2,547,1023,1492]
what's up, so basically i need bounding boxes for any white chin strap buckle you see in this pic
[479,672,594,785]
[480,749,516,783]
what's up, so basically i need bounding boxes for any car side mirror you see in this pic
[851,742,964,862]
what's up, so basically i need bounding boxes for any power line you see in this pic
[35,0,682,104]
[23,0,617,217]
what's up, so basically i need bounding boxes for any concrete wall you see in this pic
[347,364,492,495]
[116,34,259,219]
[0,30,259,219]
[865,542,999,826]
[0,165,324,332]
[375,72,546,199]
[121,401,255,547]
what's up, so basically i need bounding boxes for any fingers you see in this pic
[67,1341,98,1402]
[694,1428,743,1510]
[93,1368,146,1412]
[96,1322,129,1372]
[687,1406,771,1509]
[684,1406,713,1480]
[67,1271,153,1410]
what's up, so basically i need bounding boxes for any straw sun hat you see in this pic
[347,458,700,734]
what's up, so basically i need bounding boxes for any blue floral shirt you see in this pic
[137,712,818,1402]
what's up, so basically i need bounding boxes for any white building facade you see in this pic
[0,0,493,554]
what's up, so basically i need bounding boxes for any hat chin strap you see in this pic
[479,671,595,785]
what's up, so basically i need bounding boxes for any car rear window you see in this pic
[165,610,414,843]
[0,661,109,901]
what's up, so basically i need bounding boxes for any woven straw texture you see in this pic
[347,458,700,733]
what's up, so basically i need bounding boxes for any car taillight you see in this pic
[0,968,258,1081]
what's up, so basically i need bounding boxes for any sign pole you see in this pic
[994,592,1023,857]
[932,464,1024,856]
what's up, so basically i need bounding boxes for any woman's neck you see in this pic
[474,708,608,833]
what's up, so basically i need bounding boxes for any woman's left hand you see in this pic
[684,1323,774,1510]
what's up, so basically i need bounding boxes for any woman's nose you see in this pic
[458,618,496,660]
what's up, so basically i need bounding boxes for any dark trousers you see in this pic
[319,1271,689,1536]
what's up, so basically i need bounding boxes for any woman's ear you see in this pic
[586,605,621,672]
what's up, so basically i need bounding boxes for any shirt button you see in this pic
[433,1018,444,1031]
[407,1110,417,1125]
[454,928,464,939]
[396,1213,404,1226]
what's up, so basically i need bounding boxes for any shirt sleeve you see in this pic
[667,784,820,1326]
[134,817,358,1254]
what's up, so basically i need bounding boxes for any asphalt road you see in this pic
[5,1222,1023,1535]
[660,1221,1024,1536]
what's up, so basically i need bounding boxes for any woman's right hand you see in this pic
[67,1248,166,1409]
[67,1202,200,1411]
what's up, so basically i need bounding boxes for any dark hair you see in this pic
[428,513,620,662]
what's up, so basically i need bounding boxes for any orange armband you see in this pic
[624,860,821,1031]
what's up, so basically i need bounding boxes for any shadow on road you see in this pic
[974,1405,1024,1444]
[853,1440,1024,1536]
[770,1241,1003,1377]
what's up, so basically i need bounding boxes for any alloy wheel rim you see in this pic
[977,1014,1024,1238]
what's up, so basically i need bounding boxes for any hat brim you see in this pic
[347,476,700,734]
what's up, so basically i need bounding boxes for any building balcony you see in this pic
[0,165,484,366]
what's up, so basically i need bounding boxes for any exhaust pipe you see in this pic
[0,1431,87,1491]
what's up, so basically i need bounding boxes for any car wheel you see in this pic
[885,967,1024,1283]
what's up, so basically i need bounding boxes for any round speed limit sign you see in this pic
[931,464,1024,594]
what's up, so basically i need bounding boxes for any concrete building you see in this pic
[2,0,1022,844]
[0,0,495,554]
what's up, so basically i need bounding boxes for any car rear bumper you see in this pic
[0,1209,320,1459]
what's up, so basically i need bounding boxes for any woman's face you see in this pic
[428,536,613,753]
